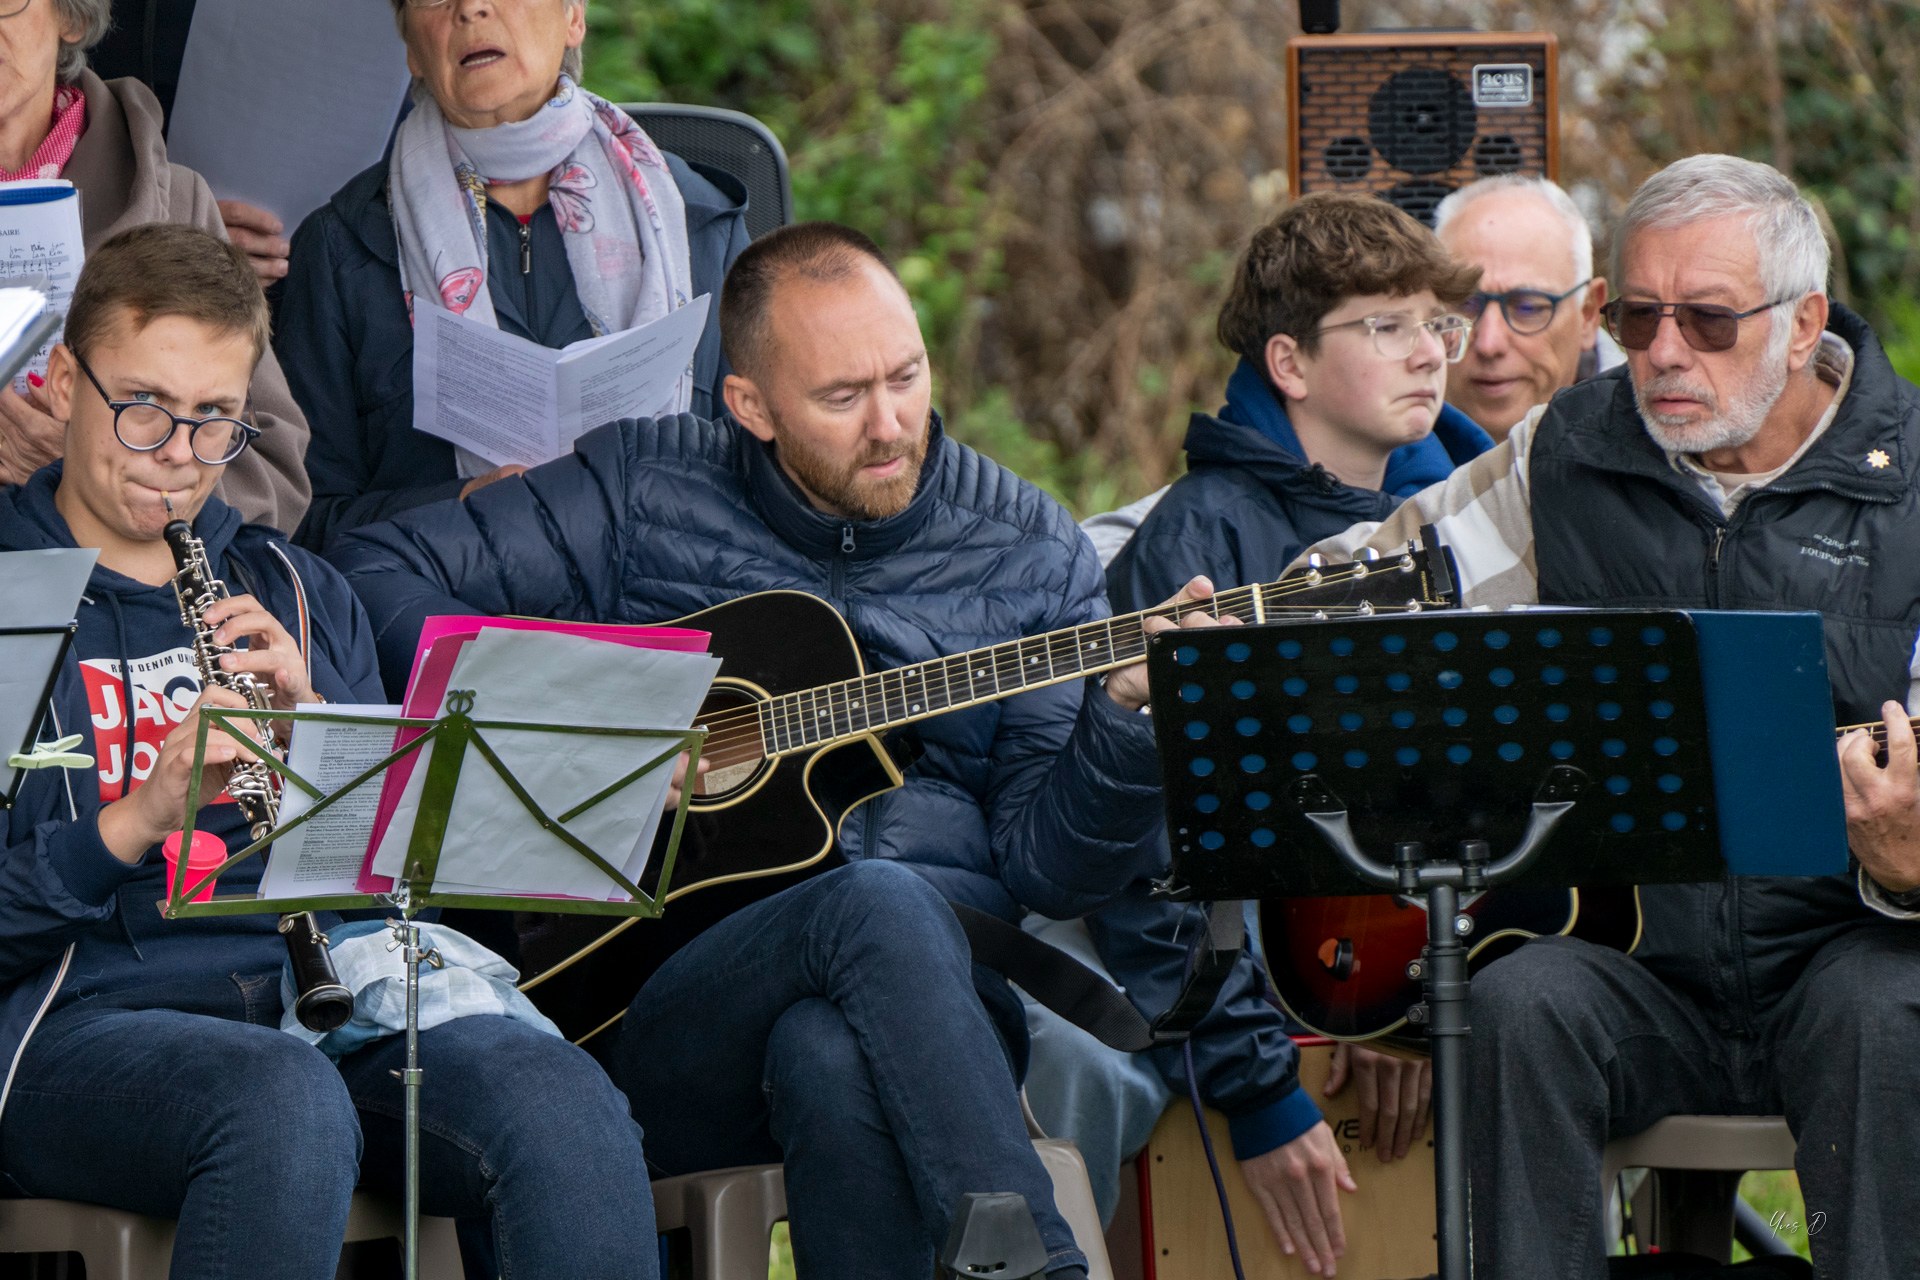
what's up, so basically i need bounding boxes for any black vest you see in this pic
[1529,306,1919,1025]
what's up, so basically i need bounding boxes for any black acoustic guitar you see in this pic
[494,541,1462,1045]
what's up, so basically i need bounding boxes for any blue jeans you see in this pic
[0,970,657,1280]
[612,860,1089,1276]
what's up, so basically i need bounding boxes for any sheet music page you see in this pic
[0,547,98,799]
[412,306,563,468]
[372,630,719,899]
[165,0,411,234]
[413,297,710,468]
[556,294,711,447]
[259,706,403,898]
[0,182,81,391]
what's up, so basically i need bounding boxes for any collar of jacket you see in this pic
[1544,303,1911,506]
[1214,357,1491,499]
[64,70,173,247]
[334,145,748,270]
[1181,411,1396,514]
[744,411,949,559]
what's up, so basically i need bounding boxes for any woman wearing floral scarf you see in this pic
[277,0,748,550]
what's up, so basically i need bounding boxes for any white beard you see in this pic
[1634,355,1789,458]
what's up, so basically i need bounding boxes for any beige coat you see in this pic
[61,70,311,534]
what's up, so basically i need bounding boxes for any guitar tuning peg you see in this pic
[1307,553,1325,568]
[1359,547,1380,562]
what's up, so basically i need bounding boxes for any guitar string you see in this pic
[689,571,1436,765]
[687,565,1446,769]
[687,571,1391,762]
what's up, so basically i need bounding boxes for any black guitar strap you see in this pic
[947,900,1246,1052]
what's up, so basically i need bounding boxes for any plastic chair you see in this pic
[0,1192,462,1279]
[650,1140,1116,1280]
[619,104,793,240]
[1600,1114,1798,1263]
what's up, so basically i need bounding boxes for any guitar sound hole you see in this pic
[693,683,773,802]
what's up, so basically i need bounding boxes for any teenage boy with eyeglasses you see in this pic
[0,224,660,1279]
[1045,192,1488,1278]
[1433,175,1622,441]
[1294,154,1920,1279]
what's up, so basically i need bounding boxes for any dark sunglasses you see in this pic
[1461,279,1593,336]
[1601,297,1790,354]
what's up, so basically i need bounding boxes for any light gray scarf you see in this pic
[389,75,693,475]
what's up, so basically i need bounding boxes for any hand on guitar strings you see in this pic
[1101,575,1241,713]
[1839,698,1920,895]
[1323,1041,1432,1164]
[1239,1118,1355,1276]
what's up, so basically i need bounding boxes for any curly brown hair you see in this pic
[1216,191,1481,365]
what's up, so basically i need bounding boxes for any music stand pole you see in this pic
[1402,846,1479,1280]
[386,880,442,1280]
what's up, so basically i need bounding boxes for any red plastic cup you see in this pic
[162,830,227,903]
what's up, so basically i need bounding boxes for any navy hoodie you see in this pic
[0,465,383,1118]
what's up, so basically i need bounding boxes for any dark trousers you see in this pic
[0,973,658,1280]
[611,860,1087,1277]
[1467,926,1920,1280]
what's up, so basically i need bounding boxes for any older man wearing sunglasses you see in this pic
[1292,153,1920,1280]
[1433,175,1622,441]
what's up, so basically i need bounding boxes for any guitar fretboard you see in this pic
[753,555,1440,758]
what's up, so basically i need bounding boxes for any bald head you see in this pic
[1436,182,1607,437]
[719,222,903,381]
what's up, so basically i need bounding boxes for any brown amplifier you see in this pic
[1287,31,1559,227]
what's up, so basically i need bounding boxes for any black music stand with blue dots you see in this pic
[1146,608,1852,1280]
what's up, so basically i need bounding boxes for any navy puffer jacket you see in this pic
[330,413,1166,923]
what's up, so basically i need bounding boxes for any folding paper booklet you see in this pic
[0,181,81,392]
[412,295,712,469]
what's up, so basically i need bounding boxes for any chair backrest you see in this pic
[622,104,793,241]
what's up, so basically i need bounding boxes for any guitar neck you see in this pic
[1837,714,1920,762]
[755,550,1442,759]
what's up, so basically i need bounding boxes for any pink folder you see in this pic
[356,616,712,893]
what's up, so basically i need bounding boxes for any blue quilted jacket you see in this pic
[329,413,1166,927]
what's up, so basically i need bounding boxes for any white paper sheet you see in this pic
[412,294,711,469]
[0,183,81,391]
[371,631,719,899]
[258,705,402,899]
[166,0,412,235]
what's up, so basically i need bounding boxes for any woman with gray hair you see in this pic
[0,0,312,531]
[276,0,748,551]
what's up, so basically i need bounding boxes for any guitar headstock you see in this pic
[1248,526,1461,621]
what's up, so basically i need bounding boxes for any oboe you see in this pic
[162,500,354,1034]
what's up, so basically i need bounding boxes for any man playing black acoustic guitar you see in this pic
[332,222,1235,1277]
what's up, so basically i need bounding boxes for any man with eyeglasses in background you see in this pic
[1293,154,1920,1279]
[1433,174,1622,442]
[1024,192,1487,1279]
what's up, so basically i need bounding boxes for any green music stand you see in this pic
[161,689,704,1280]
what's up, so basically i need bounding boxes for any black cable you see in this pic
[1184,1038,1249,1280]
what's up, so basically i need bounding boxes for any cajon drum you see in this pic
[1137,1040,1437,1278]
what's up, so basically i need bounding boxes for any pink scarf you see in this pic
[0,85,87,183]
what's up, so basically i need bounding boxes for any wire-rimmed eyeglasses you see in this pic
[72,351,259,466]
[1461,279,1595,336]
[1311,312,1474,364]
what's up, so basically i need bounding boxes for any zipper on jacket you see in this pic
[1704,524,1727,607]
[829,524,855,597]
[519,222,532,275]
